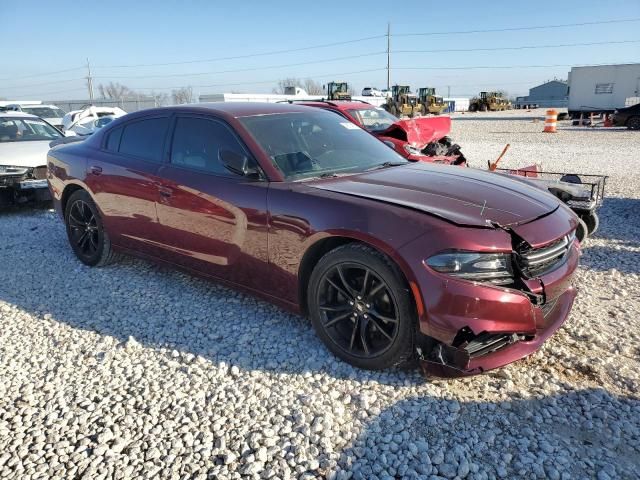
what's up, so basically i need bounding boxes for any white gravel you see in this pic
[1,111,639,479]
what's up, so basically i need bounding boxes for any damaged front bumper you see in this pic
[0,166,51,205]
[399,209,580,378]
[418,287,576,377]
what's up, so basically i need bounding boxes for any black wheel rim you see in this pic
[317,263,400,359]
[68,200,100,257]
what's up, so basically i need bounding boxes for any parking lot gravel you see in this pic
[1,111,639,479]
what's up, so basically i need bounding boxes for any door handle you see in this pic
[89,165,102,175]
[158,185,172,198]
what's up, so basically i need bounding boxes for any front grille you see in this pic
[463,332,519,358]
[516,234,573,278]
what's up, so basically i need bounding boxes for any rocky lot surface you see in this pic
[1,112,639,479]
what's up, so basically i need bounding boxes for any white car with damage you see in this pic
[62,105,126,136]
[0,112,65,206]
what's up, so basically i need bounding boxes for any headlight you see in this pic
[403,144,423,156]
[425,251,513,285]
[0,165,29,176]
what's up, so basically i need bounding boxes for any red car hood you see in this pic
[376,116,451,148]
[309,163,561,228]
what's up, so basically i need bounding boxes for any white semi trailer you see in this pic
[568,63,640,118]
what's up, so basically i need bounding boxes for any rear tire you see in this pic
[626,116,640,130]
[307,243,416,370]
[64,189,118,267]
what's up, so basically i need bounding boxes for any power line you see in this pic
[394,39,640,54]
[95,35,387,69]
[394,61,640,71]
[93,52,386,80]
[1,77,85,90]
[0,66,85,82]
[394,17,640,37]
[123,68,387,91]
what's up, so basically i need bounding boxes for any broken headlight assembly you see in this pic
[0,165,29,177]
[403,144,424,156]
[425,251,514,285]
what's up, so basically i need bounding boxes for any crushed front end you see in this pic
[0,165,51,206]
[400,207,580,377]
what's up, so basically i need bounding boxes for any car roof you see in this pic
[291,100,375,111]
[0,112,39,119]
[185,101,320,117]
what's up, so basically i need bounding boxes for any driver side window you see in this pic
[170,117,250,177]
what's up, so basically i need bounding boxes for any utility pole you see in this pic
[86,58,94,102]
[447,85,451,98]
[386,22,391,91]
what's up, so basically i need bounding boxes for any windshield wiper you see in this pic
[365,161,407,172]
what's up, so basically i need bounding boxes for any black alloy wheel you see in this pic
[308,244,415,370]
[64,189,117,266]
[68,199,100,258]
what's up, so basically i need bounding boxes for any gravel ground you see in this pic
[1,111,639,479]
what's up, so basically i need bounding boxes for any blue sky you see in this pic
[1,0,639,100]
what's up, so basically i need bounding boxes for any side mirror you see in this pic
[220,150,260,179]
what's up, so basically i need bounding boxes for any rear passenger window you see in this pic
[105,127,122,152]
[170,117,246,176]
[119,117,169,162]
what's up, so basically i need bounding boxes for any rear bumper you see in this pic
[419,286,576,377]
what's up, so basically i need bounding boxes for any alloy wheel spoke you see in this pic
[324,311,353,328]
[367,281,386,302]
[76,231,89,249]
[359,317,370,354]
[68,213,85,228]
[360,269,370,297]
[319,304,351,313]
[368,316,394,341]
[348,317,359,351]
[326,277,352,301]
[89,232,99,251]
[369,310,398,324]
[336,266,358,298]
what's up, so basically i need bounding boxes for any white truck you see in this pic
[568,63,640,118]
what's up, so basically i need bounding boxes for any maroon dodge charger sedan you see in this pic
[47,103,579,376]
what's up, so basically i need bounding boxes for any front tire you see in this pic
[64,189,117,267]
[307,243,415,370]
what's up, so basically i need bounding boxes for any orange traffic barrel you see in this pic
[543,109,558,133]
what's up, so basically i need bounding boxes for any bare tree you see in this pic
[347,84,357,96]
[303,78,323,95]
[149,91,169,107]
[98,82,135,100]
[172,86,194,105]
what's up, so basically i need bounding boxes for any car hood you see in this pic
[309,163,560,228]
[376,116,451,148]
[0,140,51,167]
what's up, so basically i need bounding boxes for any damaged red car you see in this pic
[293,100,467,165]
[47,103,579,377]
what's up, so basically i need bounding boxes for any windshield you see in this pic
[240,110,407,181]
[347,108,398,133]
[0,117,63,142]
[21,106,66,118]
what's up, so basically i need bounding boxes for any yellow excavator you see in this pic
[469,91,512,112]
[417,87,447,115]
[326,82,352,101]
[383,85,417,117]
